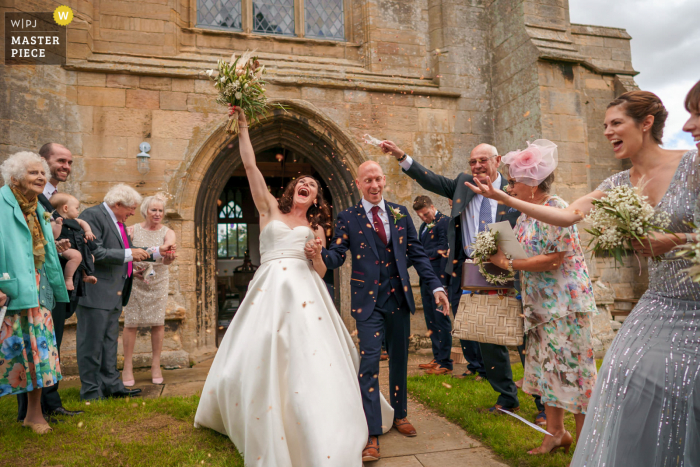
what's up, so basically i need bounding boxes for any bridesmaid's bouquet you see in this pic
[471,230,514,286]
[205,51,282,134]
[584,184,671,267]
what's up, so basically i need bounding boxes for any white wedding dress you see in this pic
[195,220,393,466]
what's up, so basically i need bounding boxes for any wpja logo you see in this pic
[4,11,67,65]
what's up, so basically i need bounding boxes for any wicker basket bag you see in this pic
[452,292,524,346]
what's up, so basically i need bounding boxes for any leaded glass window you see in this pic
[198,0,242,30]
[253,0,295,36]
[217,191,248,259]
[305,0,344,40]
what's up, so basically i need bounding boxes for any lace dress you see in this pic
[571,149,700,466]
[122,224,170,328]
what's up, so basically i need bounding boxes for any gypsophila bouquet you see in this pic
[673,223,700,282]
[205,51,283,134]
[471,229,515,286]
[584,184,671,267]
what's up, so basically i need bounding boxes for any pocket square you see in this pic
[507,207,518,213]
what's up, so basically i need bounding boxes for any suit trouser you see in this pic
[420,280,453,370]
[76,304,126,400]
[479,342,520,408]
[356,295,410,436]
[16,301,70,420]
[449,268,484,375]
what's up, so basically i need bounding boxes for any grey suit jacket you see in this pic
[78,204,151,310]
[404,159,521,275]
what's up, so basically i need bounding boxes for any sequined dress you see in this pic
[122,224,169,328]
[571,149,700,466]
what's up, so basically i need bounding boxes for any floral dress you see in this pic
[515,196,597,414]
[0,267,62,397]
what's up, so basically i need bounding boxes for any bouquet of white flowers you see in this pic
[471,229,515,286]
[673,224,700,282]
[584,184,671,267]
[205,51,282,134]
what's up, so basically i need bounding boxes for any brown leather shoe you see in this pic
[393,418,417,437]
[380,351,389,361]
[418,359,438,369]
[484,404,520,415]
[362,436,380,462]
[425,367,452,376]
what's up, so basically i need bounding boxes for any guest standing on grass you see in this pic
[411,195,452,375]
[486,140,597,455]
[121,193,177,387]
[0,151,69,435]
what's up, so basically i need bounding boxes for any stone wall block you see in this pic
[160,91,188,111]
[542,88,581,116]
[140,76,172,91]
[93,107,152,137]
[77,72,106,87]
[82,134,129,159]
[151,110,221,140]
[300,87,345,103]
[418,108,454,134]
[106,74,141,89]
[171,78,195,93]
[194,79,219,95]
[186,94,219,113]
[126,89,160,109]
[76,86,126,107]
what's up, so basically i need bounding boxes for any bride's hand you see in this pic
[630,231,685,257]
[304,238,322,260]
[465,177,506,202]
[228,104,248,125]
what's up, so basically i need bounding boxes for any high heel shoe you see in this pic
[23,421,53,435]
[528,430,573,455]
[123,378,135,387]
[152,377,164,385]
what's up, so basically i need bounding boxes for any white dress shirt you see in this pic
[103,202,163,263]
[361,196,444,296]
[399,155,501,257]
[43,182,57,200]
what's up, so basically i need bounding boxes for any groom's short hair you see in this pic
[413,195,433,211]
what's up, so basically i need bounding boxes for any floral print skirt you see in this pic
[0,273,61,397]
[522,312,597,414]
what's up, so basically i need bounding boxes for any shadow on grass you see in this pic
[0,388,243,467]
[408,362,583,467]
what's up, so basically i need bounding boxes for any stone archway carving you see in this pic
[170,100,368,357]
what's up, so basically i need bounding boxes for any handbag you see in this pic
[452,291,524,346]
[461,261,514,291]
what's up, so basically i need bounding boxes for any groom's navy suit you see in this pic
[323,199,443,436]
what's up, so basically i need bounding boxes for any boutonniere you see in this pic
[42,212,52,223]
[387,205,406,224]
[425,221,436,231]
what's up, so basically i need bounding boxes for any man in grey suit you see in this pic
[380,140,532,415]
[76,184,170,401]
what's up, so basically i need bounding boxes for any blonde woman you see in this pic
[121,194,176,386]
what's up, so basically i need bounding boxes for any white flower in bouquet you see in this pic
[470,229,514,286]
[204,50,285,134]
[584,183,671,267]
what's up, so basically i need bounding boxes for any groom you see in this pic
[319,161,450,462]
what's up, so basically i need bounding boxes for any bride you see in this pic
[194,107,392,466]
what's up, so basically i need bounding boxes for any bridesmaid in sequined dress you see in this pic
[465,86,700,465]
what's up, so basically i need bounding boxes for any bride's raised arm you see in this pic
[465,176,605,227]
[231,106,278,221]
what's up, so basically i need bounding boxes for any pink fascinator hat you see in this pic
[501,139,558,186]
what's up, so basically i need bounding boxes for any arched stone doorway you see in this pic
[178,101,367,357]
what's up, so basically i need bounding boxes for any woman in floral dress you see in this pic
[487,140,597,455]
[0,151,68,434]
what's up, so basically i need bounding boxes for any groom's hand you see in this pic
[434,291,450,316]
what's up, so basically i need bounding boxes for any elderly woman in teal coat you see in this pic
[0,151,68,435]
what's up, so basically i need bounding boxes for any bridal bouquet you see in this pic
[584,184,671,267]
[205,51,281,134]
[471,229,514,286]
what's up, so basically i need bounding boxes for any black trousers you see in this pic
[420,280,453,370]
[356,295,410,436]
[449,267,484,375]
[17,301,70,420]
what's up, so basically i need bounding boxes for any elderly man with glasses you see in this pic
[380,141,542,417]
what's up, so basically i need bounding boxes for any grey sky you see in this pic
[569,0,700,149]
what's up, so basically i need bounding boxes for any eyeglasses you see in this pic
[507,180,516,188]
[468,154,498,166]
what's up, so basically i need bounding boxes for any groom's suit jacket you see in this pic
[403,159,520,275]
[323,200,443,321]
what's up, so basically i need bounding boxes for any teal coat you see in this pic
[0,185,69,310]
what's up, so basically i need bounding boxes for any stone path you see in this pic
[61,353,508,467]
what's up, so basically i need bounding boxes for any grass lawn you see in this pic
[407,361,603,467]
[0,388,243,467]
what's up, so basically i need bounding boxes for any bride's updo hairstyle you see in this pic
[277,175,332,231]
[607,90,668,145]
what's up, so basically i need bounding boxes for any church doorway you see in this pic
[192,106,364,350]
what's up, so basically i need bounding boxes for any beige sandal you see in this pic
[23,421,53,435]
